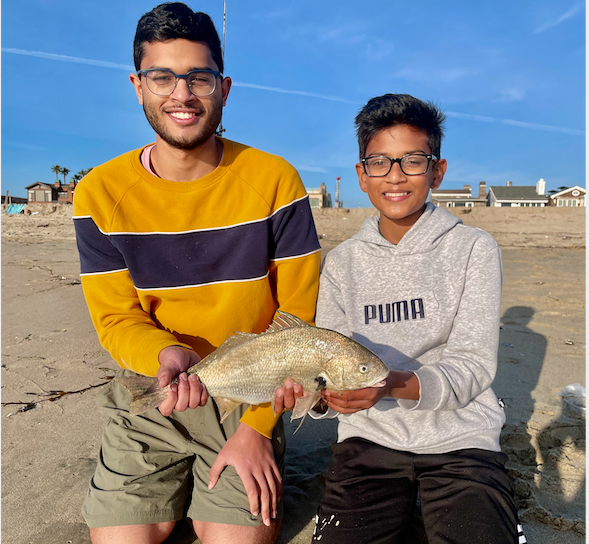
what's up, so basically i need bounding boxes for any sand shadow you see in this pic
[533,396,586,527]
[493,306,586,528]
[495,306,547,471]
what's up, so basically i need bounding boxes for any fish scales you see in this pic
[192,327,349,404]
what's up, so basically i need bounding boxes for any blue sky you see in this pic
[2,1,585,206]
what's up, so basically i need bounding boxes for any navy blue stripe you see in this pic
[270,198,320,260]
[110,221,269,289]
[75,217,127,275]
[75,197,319,289]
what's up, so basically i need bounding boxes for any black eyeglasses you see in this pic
[137,69,223,97]
[361,154,437,177]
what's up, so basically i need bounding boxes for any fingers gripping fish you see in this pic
[116,311,389,431]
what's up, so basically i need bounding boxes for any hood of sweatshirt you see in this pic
[351,203,462,256]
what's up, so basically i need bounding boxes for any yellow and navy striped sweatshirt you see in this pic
[73,138,321,437]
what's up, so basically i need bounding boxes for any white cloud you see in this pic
[395,67,475,84]
[320,22,366,44]
[445,160,524,186]
[296,165,330,174]
[365,38,395,61]
[232,81,358,104]
[250,7,293,20]
[533,4,584,34]
[495,88,526,103]
[446,111,584,136]
[2,47,134,71]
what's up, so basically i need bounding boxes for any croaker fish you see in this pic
[116,311,389,428]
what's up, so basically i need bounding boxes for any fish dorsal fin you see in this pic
[204,312,308,363]
[263,311,309,334]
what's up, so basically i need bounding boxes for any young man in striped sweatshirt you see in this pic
[74,4,321,543]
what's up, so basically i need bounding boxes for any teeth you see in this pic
[169,112,196,119]
[384,192,409,197]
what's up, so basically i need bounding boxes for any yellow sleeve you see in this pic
[74,173,193,376]
[80,272,193,376]
[239,403,283,438]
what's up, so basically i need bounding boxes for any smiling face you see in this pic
[130,39,231,150]
[356,124,447,244]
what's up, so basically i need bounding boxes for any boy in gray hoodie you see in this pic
[308,94,521,543]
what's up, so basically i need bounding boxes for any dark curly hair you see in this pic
[355,94,445,159]
[133,3,223,72]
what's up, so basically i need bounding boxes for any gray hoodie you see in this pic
[314,203,505,454]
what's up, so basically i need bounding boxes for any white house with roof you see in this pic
[549,186,585,207]
[487,179,549,207]
[430,182,487,207]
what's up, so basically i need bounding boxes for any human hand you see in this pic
[274,379,306,412]
[208,423,281,527]
[322,372,394,414]
[157,345,207,416]
[322,371,419,414]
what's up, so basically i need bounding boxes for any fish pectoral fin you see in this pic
[115,373,169,416]
[213,397,243,423]
[290,390,321,434]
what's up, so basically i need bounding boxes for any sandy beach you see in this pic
[1,204,585,544]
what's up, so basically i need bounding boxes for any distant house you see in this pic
[487,179,549,207]
[430,182,487,208]
[26,179,79,204]
[549,186,585,207]
[307,183,332,208]
[25,182,58,203]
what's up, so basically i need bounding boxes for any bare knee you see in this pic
[90,521,176,544]
[193,519,281,544]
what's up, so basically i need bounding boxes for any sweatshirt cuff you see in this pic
[397,368,440,411]
[239,403,282,439]
[135,331,194,376]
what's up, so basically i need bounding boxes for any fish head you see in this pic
[321,343,389,390]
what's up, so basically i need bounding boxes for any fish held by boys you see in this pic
[116,311,389,428]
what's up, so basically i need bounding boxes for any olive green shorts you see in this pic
[82,369,285,528]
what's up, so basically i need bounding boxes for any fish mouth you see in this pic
[372,380,387,388]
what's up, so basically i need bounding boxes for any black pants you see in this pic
[313,438,521,544]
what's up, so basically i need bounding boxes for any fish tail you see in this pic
[115,373,170,416]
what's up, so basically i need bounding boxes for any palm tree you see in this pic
[51,165,62,183]
[60,167,70,184]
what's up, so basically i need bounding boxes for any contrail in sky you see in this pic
[231,81,357,104]
[2,47,584,136]
[444,111,584,137]
[2,47,135,71]
[533,4,584,34]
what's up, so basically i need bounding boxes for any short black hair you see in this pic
[133,2,223,73]
[355,94,446,159]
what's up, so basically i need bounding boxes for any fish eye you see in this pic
[358,364,368,373]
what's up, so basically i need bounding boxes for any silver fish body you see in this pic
[116,311,389,425]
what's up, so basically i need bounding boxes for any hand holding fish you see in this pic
[208,423,281,528]
[322,371,420,414]
[274,379,306,413]
[156,345,208,416]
